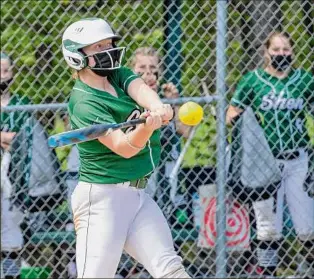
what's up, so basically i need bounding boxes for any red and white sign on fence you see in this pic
[197,184,250,251]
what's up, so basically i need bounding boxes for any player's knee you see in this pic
[160,266,190,278]
[151,250,189,278]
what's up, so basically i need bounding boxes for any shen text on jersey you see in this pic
[261,93,304,111]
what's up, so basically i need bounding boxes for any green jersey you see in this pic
[68,67,161,184]
[1,95,30,133]
[231,68,314,155]
[1,94,32,193]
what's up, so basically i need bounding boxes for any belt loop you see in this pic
[135,179,140,188]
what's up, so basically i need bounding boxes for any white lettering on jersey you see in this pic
[261,93,304,111]
[125,109,141,134]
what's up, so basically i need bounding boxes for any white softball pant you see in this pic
[253,148,314,241]
[71,181,190,278]
[1,196,23,252]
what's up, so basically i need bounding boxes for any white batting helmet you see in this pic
[62,18,122,70]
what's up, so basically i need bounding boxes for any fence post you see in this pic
[163,0,183,93]
[215,0,228,278]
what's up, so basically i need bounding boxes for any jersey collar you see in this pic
[259,68,297,82]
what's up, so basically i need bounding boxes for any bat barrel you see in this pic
[48,118,147,148]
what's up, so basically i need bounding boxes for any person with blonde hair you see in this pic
[131,46,191,227]
[62,18,190,278]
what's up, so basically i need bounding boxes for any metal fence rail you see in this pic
[1,0,313,278]
[1,96,219,112]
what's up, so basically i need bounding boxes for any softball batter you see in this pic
[62,18,190,278]
[227,32,314,276]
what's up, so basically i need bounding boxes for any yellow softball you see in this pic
[178,101,204,126]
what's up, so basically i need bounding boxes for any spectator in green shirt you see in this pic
[227,31,314,277]
[1,52,28,279]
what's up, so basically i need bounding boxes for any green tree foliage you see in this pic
[1,0,312,167]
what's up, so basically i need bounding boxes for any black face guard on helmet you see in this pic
[81,45,126,77]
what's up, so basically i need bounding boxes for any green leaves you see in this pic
[2,0,312,166]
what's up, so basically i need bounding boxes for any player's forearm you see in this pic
[136,83,164,111]
[128,79,163,111]
[98,126,154,158]
[121,126,154,157]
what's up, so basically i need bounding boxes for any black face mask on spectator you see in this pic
[270,55,292,72]
[0,78,13,94]
[90,48,124,77]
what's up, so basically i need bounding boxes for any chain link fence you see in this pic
[1,0,313,278]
